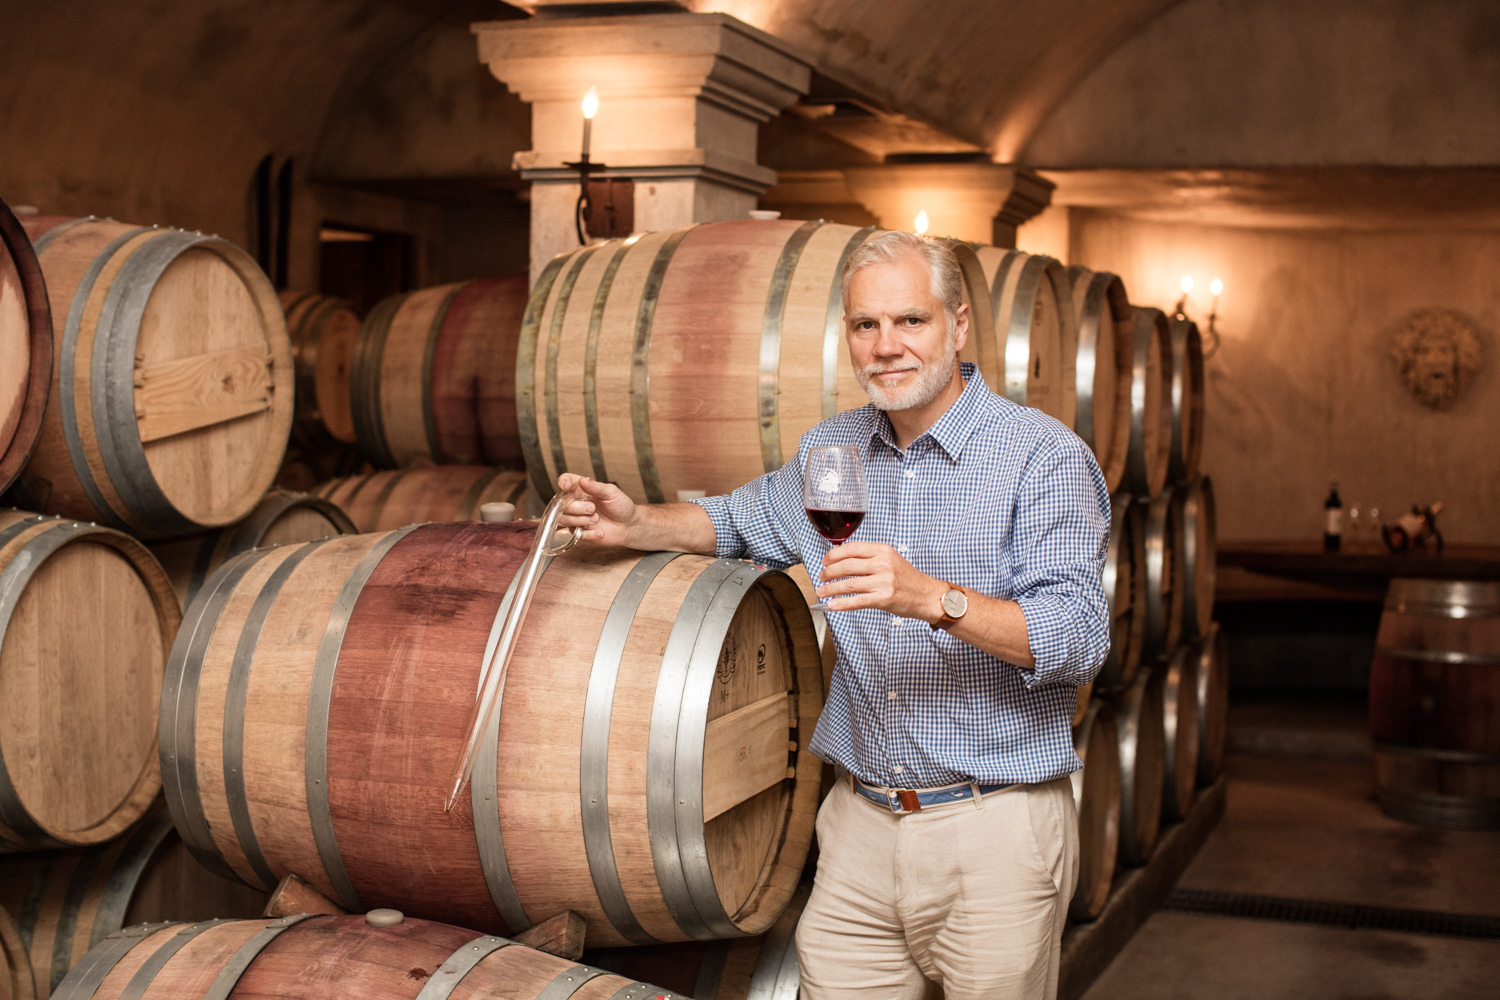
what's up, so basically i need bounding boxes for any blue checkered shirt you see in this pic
[692,363,1111,787]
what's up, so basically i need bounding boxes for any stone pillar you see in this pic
[475,12,812,283]
[842,162,1054,247]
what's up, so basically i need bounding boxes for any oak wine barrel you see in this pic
[149,491,355,606]
[1166,316,1204,485]
[52,913,688,1000]
[1066,267,1132,492]
[1195,621,1229,786]
[0,200,51,498]
[1095,495,1145,691]
[0,907,32,1000]
[1069,700,1120,922]
[0,511,178,853]
[0,809,266,998]
[1122,307,1171,499]
[1179,476,1216,642]
[1141,490,1185,664]
[313,466,528,532]
[1112,666,1165,866]
[1160,642,1201,823]
[11,216,292,537]
[351,277,528,469]
[1369,580,1500,830]
[279,292,359,450]
[973,247,1077,425]
[160,522,824,946]
[586,884,807,998]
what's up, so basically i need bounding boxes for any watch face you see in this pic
[942,588,967,617]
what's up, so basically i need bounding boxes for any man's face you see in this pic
[844,254,969,412]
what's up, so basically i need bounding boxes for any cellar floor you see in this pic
[1081,698,1500,1000]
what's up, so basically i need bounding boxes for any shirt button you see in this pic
[893,765,905,774]
[904,470,915,479]
[887,690,898,701]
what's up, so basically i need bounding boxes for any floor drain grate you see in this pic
[1163,888,1500,940]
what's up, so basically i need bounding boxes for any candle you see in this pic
[580,86,599,159]
[914,210,929,235]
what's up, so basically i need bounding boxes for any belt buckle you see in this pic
[895,789,922,813]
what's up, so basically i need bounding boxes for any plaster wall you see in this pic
[1068,212,1500,544]
[1026,0,1500,168]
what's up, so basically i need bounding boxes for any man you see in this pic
[559,230,1110,998]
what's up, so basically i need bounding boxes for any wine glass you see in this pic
[803,445,867,612]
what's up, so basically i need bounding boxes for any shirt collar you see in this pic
[865,361,990,461]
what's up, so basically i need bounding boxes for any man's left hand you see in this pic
[816,542,947,622]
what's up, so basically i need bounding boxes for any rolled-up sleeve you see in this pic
[1008,436,1112,689]
[689,456,804,570]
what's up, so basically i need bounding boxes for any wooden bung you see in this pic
[0,200,51,498]
[1112,665,1165,867]
[351,277,528,469]
[48,914,690,1000]
[0,511,179,853]
[0,809,267,998]
[149,490,356,607]
[159,522,824,947]
[12,216,293,537]
[313,466,528,532]
[1069,700,1121,922]
[1122,306,1172,499]
[278,292,360,450]
[1066,267,1133,493]
[1160,641,1201,823]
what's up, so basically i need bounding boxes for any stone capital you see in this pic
[842,162,1055,246]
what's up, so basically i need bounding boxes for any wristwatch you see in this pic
[930,584,968,631]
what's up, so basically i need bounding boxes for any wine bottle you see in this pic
[1324,481,1344,552]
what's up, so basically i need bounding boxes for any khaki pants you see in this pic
[796,777,1079,1000]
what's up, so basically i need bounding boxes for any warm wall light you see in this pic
[1210,277,1223,297]
[1180,274,1195,294]
[580,86,599,158]
[914,210,930,235]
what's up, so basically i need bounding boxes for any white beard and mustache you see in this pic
[854,326,960,412]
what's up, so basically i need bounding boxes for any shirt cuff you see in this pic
[1013,594,1073,689]
[688,495,743,559]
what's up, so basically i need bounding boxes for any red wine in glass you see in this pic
[803,446,868,611]
[806,508,865,544]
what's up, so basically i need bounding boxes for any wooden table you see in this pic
[1217,541,1500,602]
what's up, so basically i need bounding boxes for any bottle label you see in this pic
[1325,509,1344,535]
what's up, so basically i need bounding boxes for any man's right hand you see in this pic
[557,474,637,546]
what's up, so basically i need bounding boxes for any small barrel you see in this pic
[1095,494,1145,691]
[160,522,824,946]
[1113,666,1165,866]
[0,906,33,1000]
[1069,700,1120,922]
[1369,580,1500,830]
[586,884,807,996]
[148,491,356,606]
[974,247,1077,425]
[1195,621,1229,786]
[1066,267,1132,492]
[1160,642,1201,822]
[1179,476,1216,642]
[1122,306,1172,499]
[13,217,293,537]
[313,465,528,532]
[1142,490,1185,663]
[279,292,359,450]
[1167,316,1205,485]
[0,511,178,853]
[52,913,688,1000]
[0,200,51,498]
[0,809,266,998]
[351,277,528,469]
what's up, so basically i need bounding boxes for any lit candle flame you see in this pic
[1180,274,1195,294]
[581,86,599,120]
[914,210,929,235]
[1210,278,1223,296]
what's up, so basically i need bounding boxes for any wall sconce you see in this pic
[1172,273,1223,359]
[566,87,610,244]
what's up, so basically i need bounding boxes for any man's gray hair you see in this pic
[841,230,964,330]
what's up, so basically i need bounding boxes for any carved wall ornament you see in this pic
[1390,307,1483,409]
